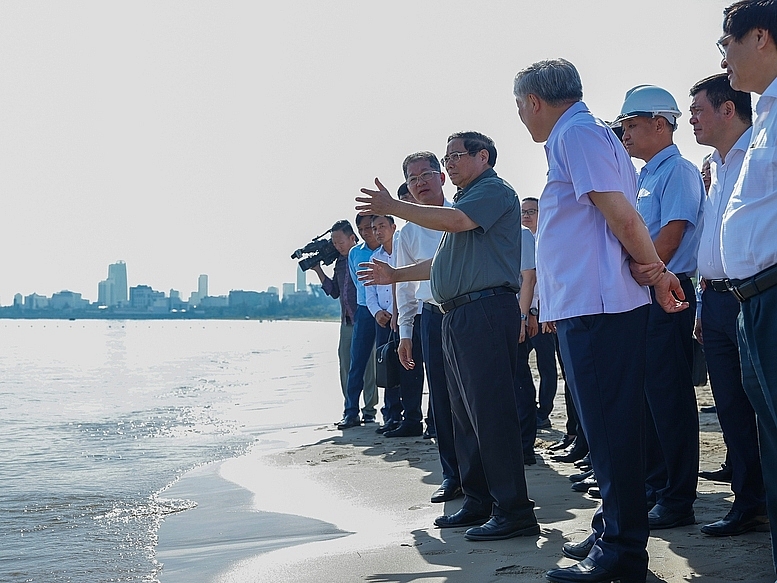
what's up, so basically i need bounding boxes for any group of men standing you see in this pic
[316,1,777,581]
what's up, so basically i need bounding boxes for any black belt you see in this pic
[727,263,777,302]
[677,273,691,282]
[439,286,514,314]
[423,302,443,315]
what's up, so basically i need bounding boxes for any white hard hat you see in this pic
[612,85,682,129]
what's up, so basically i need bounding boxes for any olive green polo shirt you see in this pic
[430,167,523,303]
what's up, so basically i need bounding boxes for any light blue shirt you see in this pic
[536,101,650,322]
[636,144,705,276]
[348,242,378,306]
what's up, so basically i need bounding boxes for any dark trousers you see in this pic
[702,288,764,513]
[530,329,559,420]
[398,314,425,425]
[375,323,403,424]
[344,305,376,419]
[514,337,537,458]
[737,283,777,573]
[556,306,649,581]
[644,279,699,512]
[421,304,459,484]
[442,293,533,518]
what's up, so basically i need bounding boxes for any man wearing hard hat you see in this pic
[614,84,705,531]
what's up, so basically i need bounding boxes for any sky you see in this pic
[0,0,732,303]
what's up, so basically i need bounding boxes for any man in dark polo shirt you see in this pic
[355,131,539,542]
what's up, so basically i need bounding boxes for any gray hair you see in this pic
[513,59,583,106]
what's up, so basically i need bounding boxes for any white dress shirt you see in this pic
[722,78,777,280]
[698,128,751,280]
[395,200,451,339]
[366,231,399,317]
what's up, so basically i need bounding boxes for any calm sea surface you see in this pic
[0,319,339,583]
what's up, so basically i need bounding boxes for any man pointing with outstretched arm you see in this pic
[356,131,539,542]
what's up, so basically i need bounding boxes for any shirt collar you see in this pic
[547,101,589,146]
[756,76,777,114]
[712,126,752,166]
[455,167,496,200]
[642,144,680,174]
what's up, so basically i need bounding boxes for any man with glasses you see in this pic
[513,58,687,583]
[356,132,539,542]
[394,152,459,500]
[717,0,777,574]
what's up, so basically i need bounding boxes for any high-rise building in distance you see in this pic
[108,261,128,304]
[198,274,208,299]
[296,265,306,293]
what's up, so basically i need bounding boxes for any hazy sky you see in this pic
[0,0,732,303]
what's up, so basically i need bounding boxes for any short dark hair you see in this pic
[355,214,375,227]
[724,0,777,44]
[447,131,497,167]
[690,73,753,125]
[401,151,442,178]
[371,215,395,225]
[522,197,539,204]
[331,219,357,242]
[397,183,410,198]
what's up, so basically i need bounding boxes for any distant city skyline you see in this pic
[5,259,308,308]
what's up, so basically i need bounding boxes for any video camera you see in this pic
[291,230,340,271]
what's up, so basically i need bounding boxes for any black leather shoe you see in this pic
[698,464,733,483]
[423,426,436,439]
[430,479,462,503]
[549,435,576,451]
[336,416,361,430]
[569,468,595,483]
[587,486,601,499]
[648,504,695,530]
[537,417,552,429]
[525,453,537,466]
[571,475,597,492]
[562,534,596,560]
[700,508,769,536]
[434,508,490,529]
[546,557,634,583]
[464,514,540,541]
[361,415,376,424]
[700,405,717,414]
[574,454,592,469]
[384,422,423,438]
[375,421,400,434]
[553,446,588,464]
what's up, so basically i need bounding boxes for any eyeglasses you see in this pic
[521,208,538,216]
[441,151,473,166]
[717,34,732,57]
[406,170,441,188]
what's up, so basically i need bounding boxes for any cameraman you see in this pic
[311,220,376,418]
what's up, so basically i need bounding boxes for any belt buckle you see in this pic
[726,280,746,302]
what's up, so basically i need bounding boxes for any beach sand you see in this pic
[157,378,774,583]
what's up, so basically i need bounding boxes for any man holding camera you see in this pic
[311,219,378,426]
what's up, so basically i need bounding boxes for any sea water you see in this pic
[0,319,339,582]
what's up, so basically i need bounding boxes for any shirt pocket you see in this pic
[636,187,655,224]
[744,146,777,195]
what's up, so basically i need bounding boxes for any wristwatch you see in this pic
[520,313,528,321]
[529,307,539,317]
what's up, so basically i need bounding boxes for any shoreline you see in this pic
[156,382,774,583]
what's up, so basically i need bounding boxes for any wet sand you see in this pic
[157,380,774,583]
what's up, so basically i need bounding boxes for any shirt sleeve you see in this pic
[365,282,380,316]
[520,228,536,271]
[395,230,420,339]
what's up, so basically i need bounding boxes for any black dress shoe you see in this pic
[375,421,400,434]
[574,454,592,468]
[525,453,537,466]
[587,487,601,499]
[336,416,361,430]
[362,415,376,424]
[700,405,717,414]
[698,464,733,482]
[648,504,695,530]
[569,468,595,483]
[423,426,436,439]
[384,422,423,438]
[464,514,540,541]
[571,475,597,493]
[562,534,596,560]
[430,479,462,503]
[546,557,635,583]
[553,446,588,464]
[549,435,576,451]
[700,508,770,536]
[434,508,490,529]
